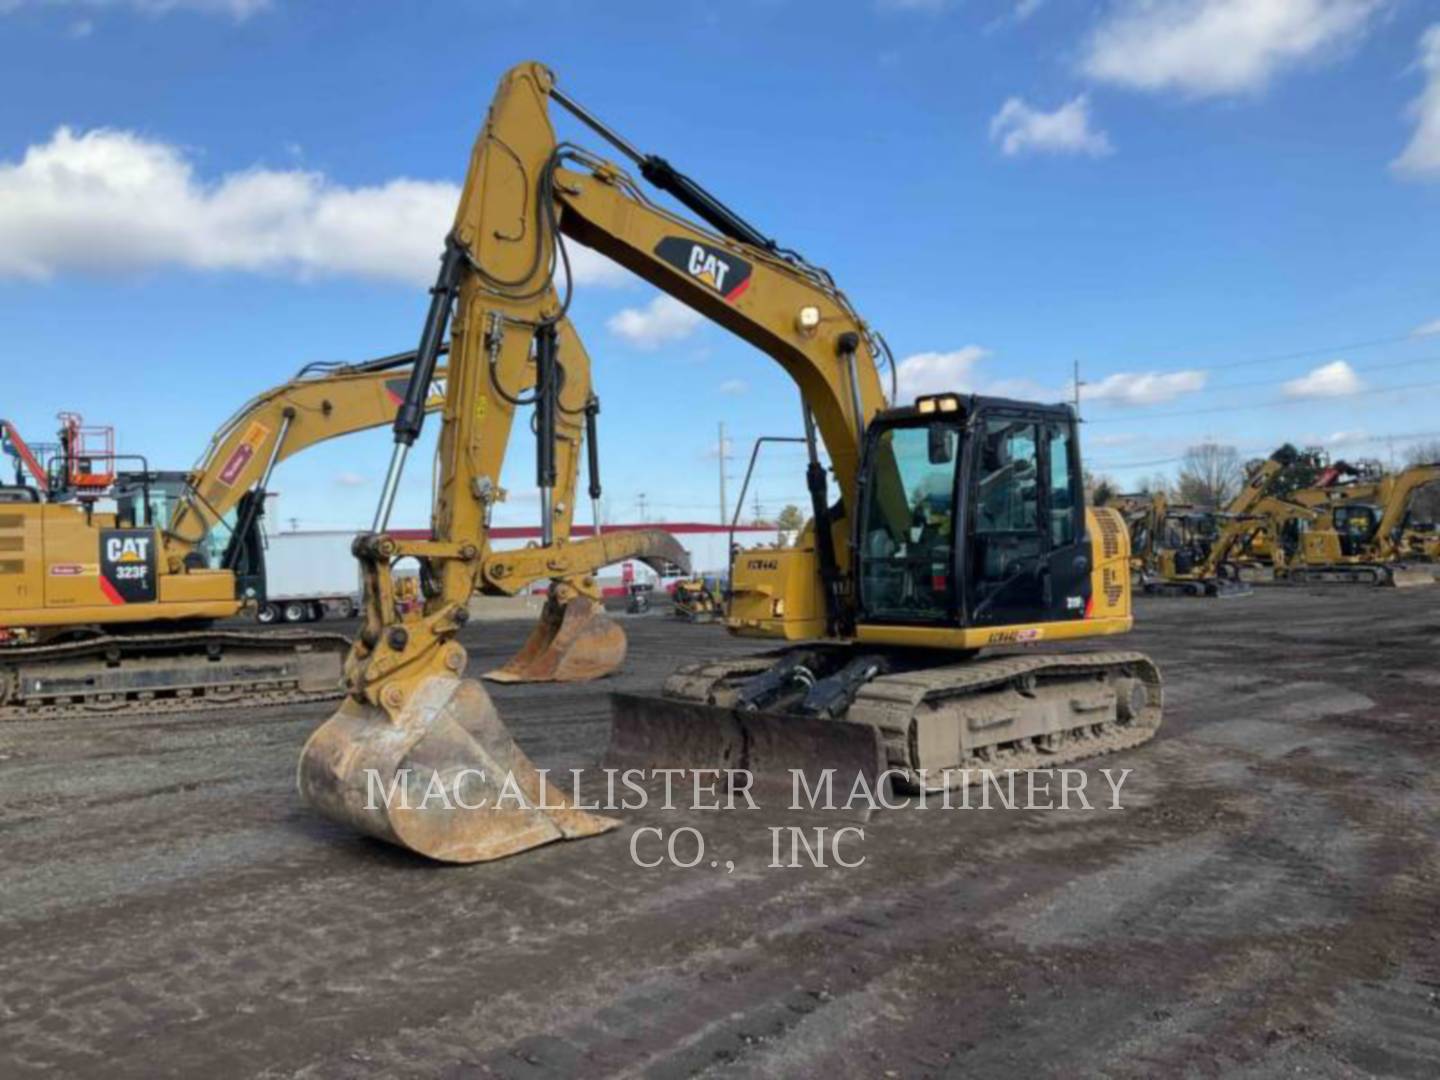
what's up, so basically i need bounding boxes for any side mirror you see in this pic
[927,425,955,466]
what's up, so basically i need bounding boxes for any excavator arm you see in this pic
[1374,464,1440,550]
[163,350,446,571]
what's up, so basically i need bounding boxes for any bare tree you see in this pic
[1136,472,1172,498]
[1083,469,1117,506]
[1403,440,1440,467]
[1176,442,1244,509]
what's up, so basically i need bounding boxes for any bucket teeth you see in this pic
[484,596,627,683]
[298,676,618,863]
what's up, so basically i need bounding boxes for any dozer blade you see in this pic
[298,676,618,863]
[1207,577,1253,598]
[1387,566,1437,588]
[483,595,627,683]
[607,692,888,813]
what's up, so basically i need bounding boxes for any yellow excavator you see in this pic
[1271,463,1440,586]
[671,576,724,623]
[0,337,686,718]
[297,61,1163,864]
[1116,446,1302,596]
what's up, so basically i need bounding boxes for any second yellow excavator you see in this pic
[296,61,1163,864]
[0,334,686,718]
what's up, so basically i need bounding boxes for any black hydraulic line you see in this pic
[392,235,467,447]
[585,396,602,501]
[535,323,559,490]
[801,405,843,637]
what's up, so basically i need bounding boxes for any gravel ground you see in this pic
[2,587,1438,1078]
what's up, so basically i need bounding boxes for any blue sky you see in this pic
[1,0,1438,528]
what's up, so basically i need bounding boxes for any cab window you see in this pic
[859,423,958,618]
[1045,422,1075,547]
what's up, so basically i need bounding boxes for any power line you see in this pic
[1086,377,1440,425]
[1084,328,1431,380]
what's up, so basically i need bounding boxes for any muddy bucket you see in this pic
[298,675,618,863]
[484,596,626,683]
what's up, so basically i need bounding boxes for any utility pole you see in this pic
[636,492,648,523]
[1072,360,1085,421]
[752,492,763,524]
[718,421,728,525]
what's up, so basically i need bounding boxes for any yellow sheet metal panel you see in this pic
[727,543,825,640]
[854,615,1133,650]
[0,505,43,618]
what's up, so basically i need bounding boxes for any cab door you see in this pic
[964,410,1087,627]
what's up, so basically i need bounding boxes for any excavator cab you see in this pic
[857,396,1088,631]
[1332,503,1381,556]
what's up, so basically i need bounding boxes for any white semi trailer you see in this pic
[255,530,362,624]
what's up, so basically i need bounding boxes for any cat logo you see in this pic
[106,536,151,563]
[654,237,753,303]
[384,375,448,409]
[99,529,157,605]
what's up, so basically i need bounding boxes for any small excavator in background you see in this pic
[670,576,724,623]
[298,61,1163,864]
[1,337,686,719]
[1115,446,1303,596]
[1269,462,1440,586]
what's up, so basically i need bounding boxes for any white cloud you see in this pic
[1083,0,1383,98]
[894,346,1061,404]
[718,378,748,396]
[0,126,628,287]
[0,0,268,18]
[1282,360,1364,399]
[1392,24,1440,180]
[1322,429,1369,446]
[989,95,1113,157]
[1082,369,1208,405]
[1412,317,1440,337]
[334,471,368,488]
[1014,0,1044,21]
[606,295,703,349]
[894,346,992,401]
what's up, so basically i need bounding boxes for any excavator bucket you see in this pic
[297,676,618,863]
[483,595,627,683]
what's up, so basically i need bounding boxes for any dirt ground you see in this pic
[2,587,1439,1078]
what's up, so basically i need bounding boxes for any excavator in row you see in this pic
[297,61,1164,864]
[1269,462,1440,585]
[1115,446,1303,596]
[0,333,688,719]
[1117,446,1440,590]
